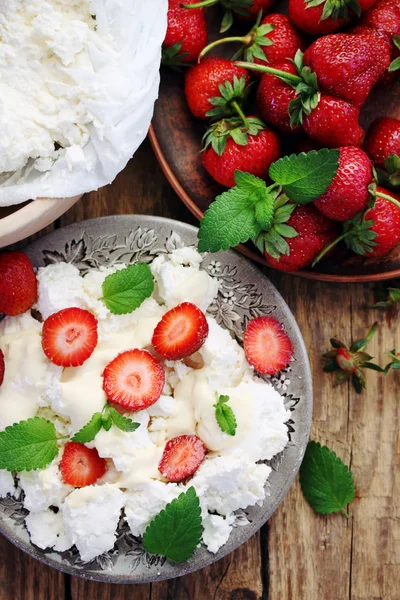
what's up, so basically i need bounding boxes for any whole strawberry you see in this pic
[162,0,208,66]
[288,0,377,36]
[182,0,276,32]
[364,188,400,257]
[303,95,365,148]
[0,251,37,316]
[260,203,339,271]
[363,117,400,186]
[303,32,391,107]
[202,117,281,188]
[185,58,251,120]
[314,146,373,221]
[361,0,400,83]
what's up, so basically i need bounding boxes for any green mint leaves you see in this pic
[198,150,339,254]
[143,487,203,562]
[214,394,237,436]
[0,417,59,472]
[300,441,356,517]
[101,263,154,315]
[72,404,140,443]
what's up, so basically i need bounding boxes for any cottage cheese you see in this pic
[0,247,291,559]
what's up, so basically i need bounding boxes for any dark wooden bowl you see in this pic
[149,8,400,283]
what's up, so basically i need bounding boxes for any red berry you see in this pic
[0,350,4,387]
[159,434,206,482]
[60,442,107,488]
[314,146,373,221]
[288,0,349,35]
[244,316,294,375]
[185,58,250,120]
[164,0,208,64]
[253,14,305,67]
[152,302,209,360]
[363,117,400,169]
[0,252,37,316]
[42,307,98,367]
[336,348,357,373]
[264,204,339,271]
[364,189,400,257]
[103,349,165,412]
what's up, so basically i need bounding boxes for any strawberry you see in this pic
[363,189,400,257]
[182,0,275,33]
[60,442,107,487]
[152,302,209,360]
[103,349,165,411]
[314,146,373,221]
[363,117,400,186]
[259,203,339,271]
[42,307,98,367]
[159,434,207,482]
[243,315,294,375]
[0,252,37,316]
[303,32,391,107]
[162,0,208,67]
[0,350,4,387]
[289,0,349,35]
[201,116,281,188]
[303,95,365,148]
[185,58,251,120]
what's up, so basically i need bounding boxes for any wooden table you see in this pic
[1,138,399,600]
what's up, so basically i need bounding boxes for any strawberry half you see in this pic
[152,302,209,360]
[244,316,294,375]
[60,442,107,488]
[0,251,37,316]
[42,307,98,367]
[0,350,4,387]
[159,435,207,482]
[103,349,165,411]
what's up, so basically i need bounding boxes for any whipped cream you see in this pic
[0,246,291,559]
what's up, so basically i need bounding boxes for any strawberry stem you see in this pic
[375,190,400,210]
[235,61,303,85]
[231,100,249,130]
[199,35,254,61]
[181,0,219,7]
[311,231,349,267]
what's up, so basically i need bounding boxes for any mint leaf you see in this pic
[102,407,113,432]
[109,407,140,433]
[300,441,355,517]
[72,412,103,443]
[143,487,202,562]
[0,417,59,472]
[213,394,237,436]
[269,149,340,204]
[198,172,276,253]
[101,264,154,315]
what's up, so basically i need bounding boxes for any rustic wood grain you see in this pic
[0,137,399,600]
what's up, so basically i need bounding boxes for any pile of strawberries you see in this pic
[163,0,400,271]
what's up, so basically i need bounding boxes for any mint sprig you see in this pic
[101,263,154,315]
[214,394,237,436]
[72,404,140,443]
[143,487,202,562]
[0,417,59,472]
[300,441,356,517]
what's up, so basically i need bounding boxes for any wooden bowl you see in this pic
[149,9,400,283]
[0,196,82,249]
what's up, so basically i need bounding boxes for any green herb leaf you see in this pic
[109,407,140,433]
[101,263,154,315]
[269,149,340,204]
[72,412,103,443]
[198,172,276,253]
[143,487,203,562]
[0,417,59,472]
[213,394,237,436]
[300,441,355,517]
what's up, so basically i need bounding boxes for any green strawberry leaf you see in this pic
[0,417,59,472]
[108,407,140,433]
[269,149,340,204]
[142,487,203,562]
[300,441,356,517]
[213,394,237,436]
[198,172,278,252]
[72,412,103,443]
[101,263,154,315]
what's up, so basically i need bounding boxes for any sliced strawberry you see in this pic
[159,435,206,482]
[103,349,165,411]
[0,251,37,316]
[42,307,98,367]
[152,302,209,360]
[0,350,4,386]
[244,316,293,375]
[60,442,106,487]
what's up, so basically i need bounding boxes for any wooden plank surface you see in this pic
[0,138,399,600]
